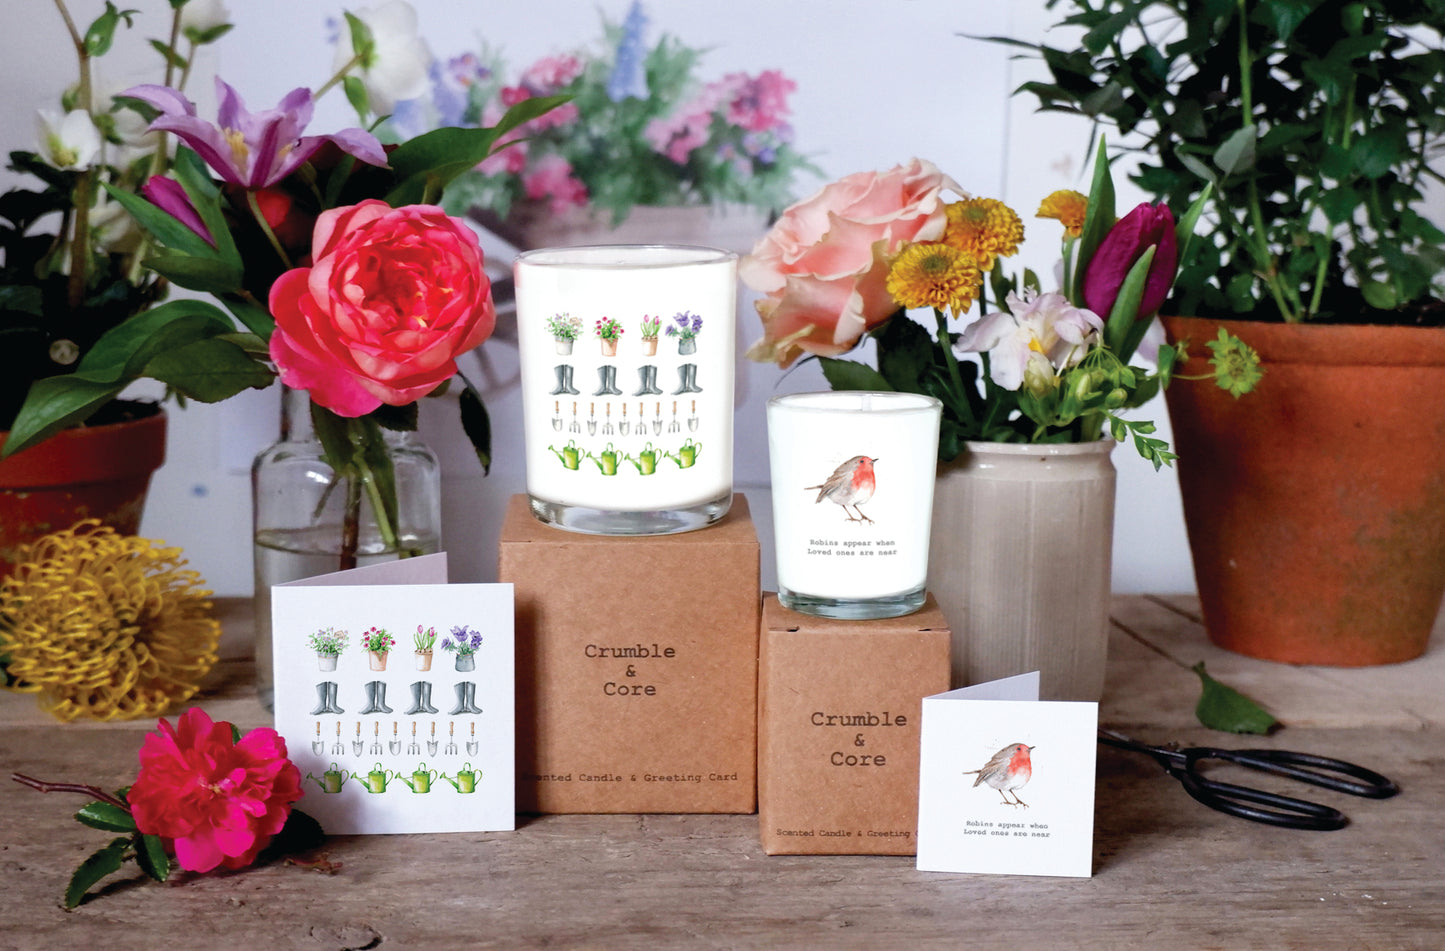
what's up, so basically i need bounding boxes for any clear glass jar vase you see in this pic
[252,387,442,709]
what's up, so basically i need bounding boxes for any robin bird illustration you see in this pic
[963,742,1034,808]
[805,455,878,523]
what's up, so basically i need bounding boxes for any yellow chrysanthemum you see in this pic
[1037,189,1089,238]
[942,198,1025,271]
[0,521,220,721]
[886,242,984,315]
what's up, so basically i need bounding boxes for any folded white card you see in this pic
[271,553,515,834]
[915,672,1097,878]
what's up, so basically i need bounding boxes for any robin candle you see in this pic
[514,245,738,535]
[766,391,942,619]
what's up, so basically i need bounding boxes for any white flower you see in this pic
[36,109,101,170]
[958,290,1103,391]
[335,0,433,113]
[179,0,231,39]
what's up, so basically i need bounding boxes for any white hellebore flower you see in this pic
[37,109,102,170]
[958,290,1103,393]
[180,0,232,39]
[335,0,433,114]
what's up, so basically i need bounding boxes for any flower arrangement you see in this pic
[388,1,816,225]
[0,520,220,721]
[1009,0,1445,325]
[307,626,349,657]
[359,626,396,654]
[12,707,319,907]
[547,313,584,340]
[0,0,231,438]
[742,148,1259,467]
[640,315,661,340]
[595,316,625,342]
[414,625,437,652]
[442,625,483,657]
[664,311,703,341]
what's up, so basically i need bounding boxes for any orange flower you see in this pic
[886,243,983,315]
[942,198,1024,271]
[1037,189,1089,238]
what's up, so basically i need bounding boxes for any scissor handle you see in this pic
[1187,747,1399,799]
[1173,760,1349,831]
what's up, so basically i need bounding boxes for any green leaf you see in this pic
[344,11,375,65]
[1213,124,1257,177]
[133,833,171,883]
[1,376,128,457]
[83,3,136,57]
[230,723,242,743]
[1360,280,1397,310]
[147,38,187,70]
[459,378,492,476]
[1193,662,1279,734]
[258,808,326,861]
[64,837,130,909]
[102,182,217,260]
[1072,137,1116,302]
[343,75,370,122]
[1102,245,1156,358]
[75,802,136,833]
[817,358,893,392]
[144,337,275,401]
[873,313,937,393]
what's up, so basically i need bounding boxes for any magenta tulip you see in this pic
[1082,202,1178,320]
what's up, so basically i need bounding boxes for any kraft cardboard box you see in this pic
[499,494,760,814]
[758,593,951,855]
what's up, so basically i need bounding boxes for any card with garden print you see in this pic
[270,554,516,834]
[916,672,1097,878]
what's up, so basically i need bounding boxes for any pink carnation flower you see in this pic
[128,708,303,873]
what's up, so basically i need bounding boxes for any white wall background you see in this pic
[0,0,1197,595]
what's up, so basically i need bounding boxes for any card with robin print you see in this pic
[916,672,1097,877]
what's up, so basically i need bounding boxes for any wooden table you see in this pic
[3,597,1443,950]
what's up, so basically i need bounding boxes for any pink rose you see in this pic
[128,708,303,873]
[739,158,961,367]
[268,199,496,417]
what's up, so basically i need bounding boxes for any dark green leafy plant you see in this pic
[995,0,1445,323]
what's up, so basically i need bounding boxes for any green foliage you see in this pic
[1193,662,1279,734]
[1006,0,1445,323]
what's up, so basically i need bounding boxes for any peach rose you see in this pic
[739,158,962,367]
[268,199,496,417]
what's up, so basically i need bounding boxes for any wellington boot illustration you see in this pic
[449,683,470,716]
[310,681,344,716]
[359,680,393,715]
[673,363,702,394]
[405,680,439,716]
[463,681,484,714]
[550,364,580,396]
[594,364,623,396]
[633,364,663,396]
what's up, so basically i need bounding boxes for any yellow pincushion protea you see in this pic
[1037,189,1089,238]
[0,521,220,721]
[886,242,984,315]
[942,198,1025,270]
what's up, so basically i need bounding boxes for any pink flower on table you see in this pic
[124,78,387,189]
[519,53,584,93]
[523,154,589,213]
[1082,202,1178,321]
[268,199,496,417]
[127,708,302,873]
[723,70,796,133]
[645,108,713,164]
[740,158,961,368]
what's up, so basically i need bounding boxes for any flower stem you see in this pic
[247,190,293,270]
[933,307,976,430]
[11,773,131,812]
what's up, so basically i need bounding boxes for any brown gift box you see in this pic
[758,593,951,855]
[498,494,760,814]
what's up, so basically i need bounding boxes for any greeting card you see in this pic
[270,554,515,834]
[915,672,1097,877]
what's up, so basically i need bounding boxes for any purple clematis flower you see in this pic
[124,77,388,189]
[140,175,214,246]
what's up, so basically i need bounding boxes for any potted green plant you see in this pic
[307,626,349,671]
[594,316,624,356]
[1012,0,1445,664]
[639,315,661,355]
[547,313,583,354]
[664,311,702,355]
[442,624,483,672]
[414,625,437,671]
[359,626,395,671]
[0,1,229,575]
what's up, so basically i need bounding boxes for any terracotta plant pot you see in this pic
[600,338,618,357]
[0,403,166,578]
[1163,316,1445,665]
[641,337,658,356]
[368,650,389,671]
[416,650,433,671]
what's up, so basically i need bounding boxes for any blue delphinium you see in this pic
[606,1,650,101]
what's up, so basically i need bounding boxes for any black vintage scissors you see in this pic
[1098,729,1399,831]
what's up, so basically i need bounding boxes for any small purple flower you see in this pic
[124,77,388,189]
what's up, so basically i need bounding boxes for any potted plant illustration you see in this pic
[595,316,624,356]
[665,311,703,354]
[547,313,583,354]
[639,315,661,355]
[1014,0,1445,665]
[359,626,396,672]
[414,625,437,671]
[307,626,349,672]
[442,624,483,672]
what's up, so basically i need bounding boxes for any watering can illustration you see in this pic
[665,439,701,469]
[305,763,351,794]
[547,439,581,470]
[350,763,398,794]
[626,442,659,475]
[442,764,483,794]
[587,443,620,476]
[399,763,439,794]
